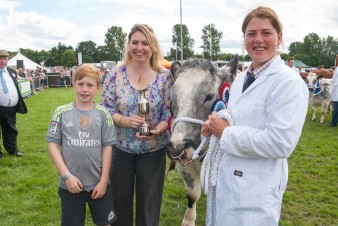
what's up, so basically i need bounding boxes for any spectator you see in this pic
[329,66,338,127]
[60,68,66,87]
[18,67,26,79]
[0,50,27,161]
[25,69,37,95]
[237,64,245,73]
[64,67,71,87]
[287,57,300,74]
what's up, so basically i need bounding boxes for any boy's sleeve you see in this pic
[101,108,116,147]
[46,108,62,144]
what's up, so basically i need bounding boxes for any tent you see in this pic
[161,59,171,69]
[294,59,310,68]
[284,59,310,68]
[8,51,40,70]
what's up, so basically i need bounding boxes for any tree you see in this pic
[104,26,126,62]
[18,48,51,67]
[323,36,338,67]
[75,40,98,63]
[39,50,51,67]
[167,24,194,61]
[201,24,223,60]
[61,49,77,68]
[19,49,39,63]
[303,33,322,56]
[288,33,338,68]
[97,45,111,62]
[288,41,304,57]
[49,42,74,66]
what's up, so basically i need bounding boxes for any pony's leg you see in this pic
[320,103,328,123]
[181,179,201,226]
[312,106,317,121]
[178,164,201,226]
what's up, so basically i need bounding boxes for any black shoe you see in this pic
[9,150,24,157]
[329,124,337,127]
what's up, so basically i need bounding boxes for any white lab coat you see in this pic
[211,56,309,226]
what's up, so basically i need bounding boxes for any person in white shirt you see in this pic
[287,57,300,74]
[0,50,27,160]
[201,6,308,226]
[330,66,338,127]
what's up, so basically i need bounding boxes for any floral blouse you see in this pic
[101,65,174,154]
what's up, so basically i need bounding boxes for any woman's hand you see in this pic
[129,115,145,128]
[201,120,212,137]
[136,126,163,141]
[208,111,229,138]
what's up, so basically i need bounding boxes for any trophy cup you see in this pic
[137,90,151,136]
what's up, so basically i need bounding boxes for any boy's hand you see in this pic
[65,176,83,193]
[91,181,107,199]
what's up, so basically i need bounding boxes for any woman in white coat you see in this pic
[201,6,309,226]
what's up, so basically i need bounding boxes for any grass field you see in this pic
[0,87,337,226]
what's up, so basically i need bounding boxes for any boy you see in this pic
[46,64,116,226]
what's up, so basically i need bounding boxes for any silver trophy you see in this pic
[137,90,151,136]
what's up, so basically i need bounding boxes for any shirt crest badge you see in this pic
[79,115,90,129]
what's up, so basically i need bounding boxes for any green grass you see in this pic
[0,87,337,226]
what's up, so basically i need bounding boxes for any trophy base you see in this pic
[139,125,151,136]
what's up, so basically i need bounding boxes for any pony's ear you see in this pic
[227,54,239,75]
[220,55,239,83]
[170,61,181,81]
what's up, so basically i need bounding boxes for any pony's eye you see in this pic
[203,93,214,103]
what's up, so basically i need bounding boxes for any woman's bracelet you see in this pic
[118,116,124,126]
[155,128,161,136]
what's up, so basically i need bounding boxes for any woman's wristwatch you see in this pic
[155,128,161,136]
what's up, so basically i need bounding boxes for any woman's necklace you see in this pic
[132,64,150,83]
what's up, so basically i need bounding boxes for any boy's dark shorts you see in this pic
[58,183,116,226]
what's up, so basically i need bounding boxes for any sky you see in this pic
[0,0,337,59]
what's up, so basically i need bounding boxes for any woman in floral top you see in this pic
[101,24,173,226]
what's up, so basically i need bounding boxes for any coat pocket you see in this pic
[230,169,272,210]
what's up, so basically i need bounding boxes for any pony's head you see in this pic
[167,56,238,166]
[305,72,319,93]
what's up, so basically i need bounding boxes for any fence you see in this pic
[17,79,32,98]
[19,73,74,98]
[46,73,71,87]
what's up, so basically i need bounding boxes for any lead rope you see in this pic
[171,111,233,226]
[200,109,233,226]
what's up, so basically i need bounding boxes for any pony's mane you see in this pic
[179,58,216,75]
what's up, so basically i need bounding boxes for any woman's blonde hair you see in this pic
[122,24,164,72]
[73,64,102,86]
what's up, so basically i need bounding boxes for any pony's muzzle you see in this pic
[167,143,186,159]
